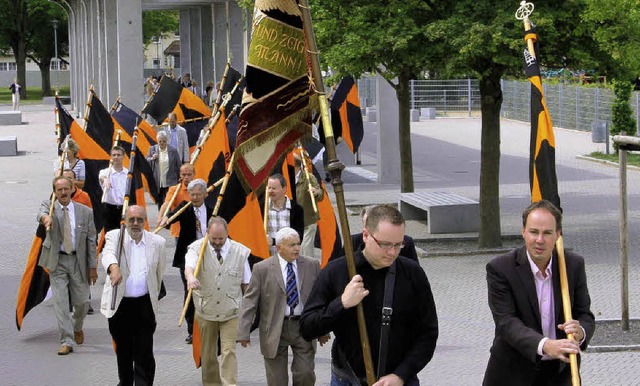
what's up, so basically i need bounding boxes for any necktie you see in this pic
[215,248,223,264]
[195,207,202,238]
[285,262,299,315]
[62,206,73,253]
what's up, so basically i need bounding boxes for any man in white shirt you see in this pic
[100,205,166,386]
[185,216,252,386]
[99,145,129,232]
[37,176,97,355]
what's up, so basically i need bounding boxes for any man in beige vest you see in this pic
[185,216,252,386]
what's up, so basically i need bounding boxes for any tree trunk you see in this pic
[397,71,414,193]
[15,41,27,99]
[40,60,52,96]
[478,72,503,248]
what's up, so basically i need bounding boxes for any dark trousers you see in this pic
[108,294,156,386]
[179,268,194,335]
[103,203,123,232]
[156,187,168,211]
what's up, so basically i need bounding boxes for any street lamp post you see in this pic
[155,37,161,70]
[52,19,59,92]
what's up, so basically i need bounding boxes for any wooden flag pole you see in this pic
[299,1,376,384]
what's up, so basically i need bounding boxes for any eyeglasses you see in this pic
[127,217,146,224]
[370,234,405,251]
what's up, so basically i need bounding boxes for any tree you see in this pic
[26,0,67,96]
[142,10,179,46]
[310,0,442,193]
[0,0,28,98]
[610,80,637,142]
[425,1,610,247]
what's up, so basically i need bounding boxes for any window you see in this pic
[7,62,16,71]
[0,62,16,71]
[152,58,160,68]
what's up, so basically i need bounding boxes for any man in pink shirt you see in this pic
[483,200,595,386]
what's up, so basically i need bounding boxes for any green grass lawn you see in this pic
[0,86,71,104]
[588,151,640,168]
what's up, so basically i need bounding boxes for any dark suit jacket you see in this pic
[168,201,213,269]
[146,144,182,187]
[483,246,595,386]
[346,233,418,262]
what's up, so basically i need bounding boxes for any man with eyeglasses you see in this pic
[301,205,438,386]
[100,205,167,385]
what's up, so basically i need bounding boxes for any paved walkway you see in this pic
[1,105,640,385]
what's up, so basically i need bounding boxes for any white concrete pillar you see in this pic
[213,2,248,82]
[376,74,401,184]
[116,0,144,113]
[179,9,191,79]
[103,0,119,107]
[200,5,214,88]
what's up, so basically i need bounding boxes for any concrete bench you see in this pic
[0,111,22,125]
[0,136,17,156]
[399,191,479,233]
[420,107,436,120]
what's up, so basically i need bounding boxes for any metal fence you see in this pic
[355,76,640,132]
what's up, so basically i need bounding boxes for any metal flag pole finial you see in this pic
[515,1,534,21]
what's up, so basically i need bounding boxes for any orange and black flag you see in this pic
[233,0,315,194]
[56,97,110,231]
[195,110,231,201]
[111,100,158,157]
[330,76,364,153]
[142,75,211,150]
[524,28,560,210]
[85,91,159,208]
[15,224,49,330]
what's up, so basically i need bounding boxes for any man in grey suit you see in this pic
[237,227,329,386]
[160,112,190,163]
[100,205,167,386]
[37,176,97,355]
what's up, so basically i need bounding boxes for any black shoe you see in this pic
[185,334,193,344]
[87,306,94,315]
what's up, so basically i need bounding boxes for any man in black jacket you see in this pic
[301,205,438,385]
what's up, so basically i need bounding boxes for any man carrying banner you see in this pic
[160,112,190,163]
[301,205,438,385]
[294,153,323,258]
[265,174,304,256]
[157,163,195,238]
[483,200,595,386]
[185,216,252,386]
[161,178,213,344]
[100,205,166,386]
[37,176,97,355]
[99,145,128,232]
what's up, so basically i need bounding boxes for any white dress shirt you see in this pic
[99,166,129,205]
[124,235,149,298]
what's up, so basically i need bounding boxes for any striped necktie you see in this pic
[62,206,73,253]
[195,207,202,238]
[285,262,299,315]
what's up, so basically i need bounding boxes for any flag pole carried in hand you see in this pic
[298,0,375,384]
[517,2,579,385]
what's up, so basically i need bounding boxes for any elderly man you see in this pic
[238,227,327,386]
[265,173,304,256]
[100,205,166,386]
[160,112,190,163]
[185,216,252,386]
[301,205,438,385]
[483,200,595,386]
[294,153,324,258]
[99,145,128,232]
[37,176,97,355]
[162,178,213,343]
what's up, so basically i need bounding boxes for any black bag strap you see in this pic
[377,260,396,379]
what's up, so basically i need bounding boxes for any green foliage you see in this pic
[0,86,69,103]
[610,79,637,137]
[589,151,640,167]
[26,0,68,64]
[142,10,179,46]
[583,0,640,79]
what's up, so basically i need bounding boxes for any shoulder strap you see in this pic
[377,260,396,379]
